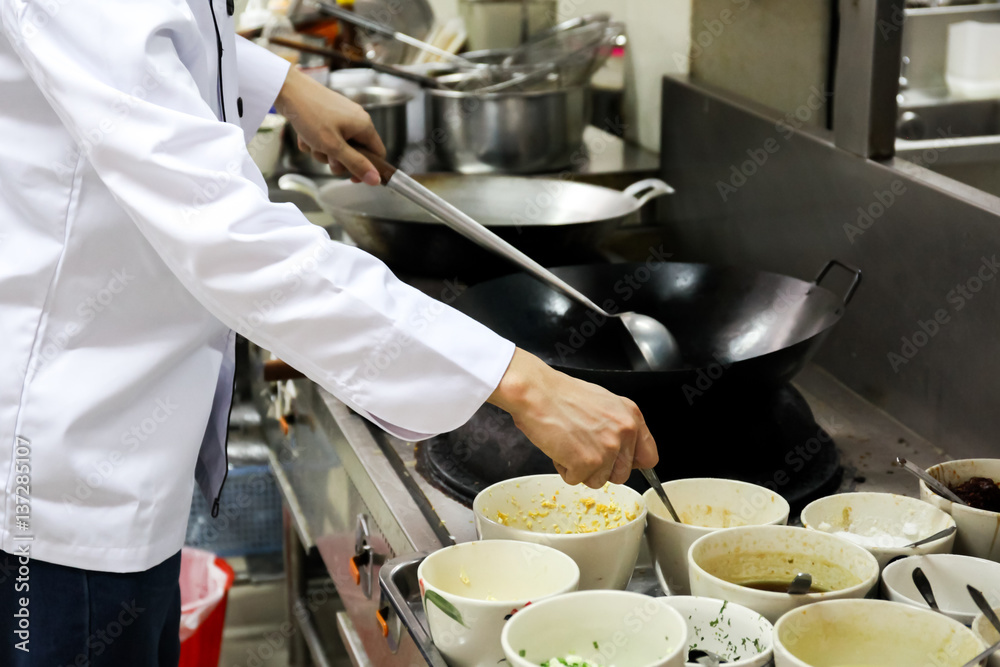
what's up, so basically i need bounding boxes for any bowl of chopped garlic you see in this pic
[473,474,647,590]
[501,590,687,667]
[418,539,580,667]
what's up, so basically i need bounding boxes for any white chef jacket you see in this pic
[0,0,514,572]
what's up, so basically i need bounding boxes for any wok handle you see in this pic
[814,260,863,306]
[622,178,675,210]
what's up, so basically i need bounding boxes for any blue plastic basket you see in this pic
[185,464,283,557]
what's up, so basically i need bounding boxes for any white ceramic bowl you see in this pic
[972,605,1000,667]
[687,525,880,623]
[660,596,774,667]
[881,553,1000,625]
[644,478,790,595]
[501,590,687,667]
[920,458,1000,561]
[773,599,985,666]
[473,475,647,590]
[417,540,579,667]
[801,491,956,569]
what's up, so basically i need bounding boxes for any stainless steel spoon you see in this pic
[787,572,813,595]
[639,468,682,523]
[688,648,725,666]
[353,146,683,372]
[895,457,967,505]
[968,585,1000,635]
[904,525,957,548]
[960,638,1000,667]
[912,566,940,611]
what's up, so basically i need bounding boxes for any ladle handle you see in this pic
[351,144,614,316]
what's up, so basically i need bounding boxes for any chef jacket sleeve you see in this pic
[234,36,290,142]
[0,0,516,439]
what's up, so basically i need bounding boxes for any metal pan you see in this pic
[278,174,672,280]
[449,259,861,402]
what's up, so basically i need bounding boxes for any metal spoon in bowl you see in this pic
[960,638,1000,667]
[688,648,725,666]
[787,572,813,595]
[639,468,682,523]
[967,585,1000,635]
[903,525,957,549]
[350,145,683,372]
[894,457,967,505]
[912,566,940,611]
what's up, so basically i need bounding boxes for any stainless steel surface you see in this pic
[427,84,588,174]
[350,0,435,65]
[787,572,813,595]
[901,4,1000,94]
[379,552,448,667]
[904,524,957,547]
[912,566,940,610]
[283,505,311,667]
[639,467,681,522]
[895,456,967,503]
[285,87,410,175]
[336,612,374,667]
[659,76,1000,461]
[270,448,316,550]
[833,0,904,159]
[385,168,680,370]
[897,96,1000,140]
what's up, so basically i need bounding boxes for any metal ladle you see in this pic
[912,567,940,611]
[351,146,683,372]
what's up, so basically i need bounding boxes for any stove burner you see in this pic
[416,384,840,514]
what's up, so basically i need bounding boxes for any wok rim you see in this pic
[315,175,648,228]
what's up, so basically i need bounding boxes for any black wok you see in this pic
[451,260,861,405]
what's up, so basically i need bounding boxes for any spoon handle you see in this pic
[961,638,1000,667]
[904,525,957,549]
[640,468,682,523]
[968,585,1000,635]
[895,457,967,505]
[912,567,939,611]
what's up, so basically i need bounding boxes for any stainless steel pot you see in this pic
[426,84,588,174]
[278,173,673,280]
[286,86,412,175]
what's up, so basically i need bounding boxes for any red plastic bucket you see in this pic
[178,548,236,667]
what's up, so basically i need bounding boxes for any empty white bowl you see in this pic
[688,525,880,623]
[418,540,579,667]
[972,604,1000,667]
[920,458,1000,561]
[644,478,790,595]
[773,598,984,666]
[881,553,1000,625]
[660,596,774,667]
[501,590,687,667]
[801,492,956,569]
[474,474,647,590]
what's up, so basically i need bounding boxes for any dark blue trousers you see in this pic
[0,549,181,667]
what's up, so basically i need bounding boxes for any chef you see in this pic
[0,0,657,664]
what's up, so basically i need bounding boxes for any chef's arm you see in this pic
[489,349,658,487]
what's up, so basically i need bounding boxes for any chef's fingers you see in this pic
[608,423,638,485]
[553,461,570,482]
[631,412,659,470]
[334,143,382,186]
[350,121,387,159]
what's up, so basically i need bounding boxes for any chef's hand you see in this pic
[488,348,659,488]
[274,66,386,186]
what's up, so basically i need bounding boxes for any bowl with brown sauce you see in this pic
[919,458,1000,561]
[687,525,880,623]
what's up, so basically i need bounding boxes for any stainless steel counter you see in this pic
[268,361,954,667]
